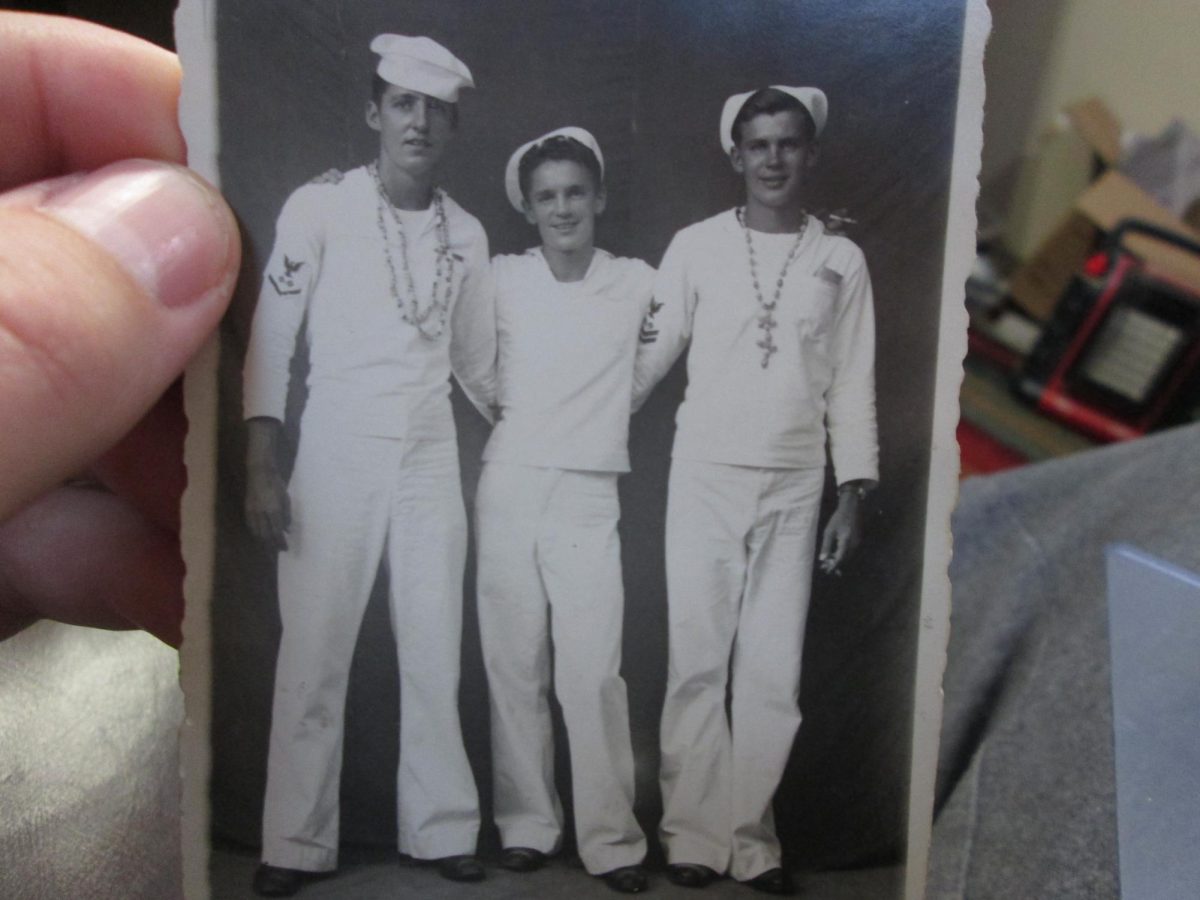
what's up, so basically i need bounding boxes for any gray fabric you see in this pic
[928,421,1200,899]
[0,625,183,900]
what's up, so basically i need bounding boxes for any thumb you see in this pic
[0,159,238,519]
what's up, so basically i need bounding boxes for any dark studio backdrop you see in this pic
[208,0,966,874]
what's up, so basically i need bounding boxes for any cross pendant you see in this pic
[757,337,778,369]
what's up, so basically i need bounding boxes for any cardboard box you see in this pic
[1009,99,1200,321]
[1066,97,1122,167]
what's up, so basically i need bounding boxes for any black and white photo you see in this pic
[177,1,984,896]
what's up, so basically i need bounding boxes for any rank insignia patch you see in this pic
[268,255,306,296]
[639,298,664,344]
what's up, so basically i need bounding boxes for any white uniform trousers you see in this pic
[262,426,479,872]
[475,463,647,875]
[658,460,825,882]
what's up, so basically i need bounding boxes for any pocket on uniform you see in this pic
[775,502,821,537]
[791,275,838,343]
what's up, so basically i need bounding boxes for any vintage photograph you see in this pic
[178,1,981,897]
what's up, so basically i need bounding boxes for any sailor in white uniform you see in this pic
[633,87,880,895]
[473,128,653,894]
[242,34,495,897]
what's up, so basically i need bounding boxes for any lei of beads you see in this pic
[370,162,455,341]
[738,207,808,369]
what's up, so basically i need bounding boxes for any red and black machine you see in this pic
[1016,219,1200,442]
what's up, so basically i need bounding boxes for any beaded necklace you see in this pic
[370,162,455,341]
[738,207,808,369]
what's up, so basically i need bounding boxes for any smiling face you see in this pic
[522,159,606,258]
[366,84,455,180]
[730,109,818,215]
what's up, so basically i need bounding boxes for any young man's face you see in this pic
[366,84,455,177]
[522,159,606,256]
[730,109,818,212]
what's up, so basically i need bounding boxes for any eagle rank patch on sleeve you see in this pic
[268,255,306,296]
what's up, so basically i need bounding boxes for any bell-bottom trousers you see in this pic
[475,463,646,875]
[658,459,824,882]
[261,429,479,872]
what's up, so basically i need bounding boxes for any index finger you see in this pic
[90,380,188,535]
[0,12,185,190]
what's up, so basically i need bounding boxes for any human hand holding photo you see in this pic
[0,12,240,646]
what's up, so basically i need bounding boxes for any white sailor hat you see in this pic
[719,86,828,154]
[503,126,605,212]
[370,34,474,103]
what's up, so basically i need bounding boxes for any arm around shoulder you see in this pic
[449,226,498,421]
[632,233,696,411]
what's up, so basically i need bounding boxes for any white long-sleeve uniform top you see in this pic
[242,165,496,437]
[633,209,878,484]
[482,248,655,473]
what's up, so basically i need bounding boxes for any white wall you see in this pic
[1029,0,1200,138]
[982,0,1200,226]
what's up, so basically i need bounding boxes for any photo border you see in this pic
[176,2,986,896]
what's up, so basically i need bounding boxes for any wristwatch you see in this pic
[838,480,873,500]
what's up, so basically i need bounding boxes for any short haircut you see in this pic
[370,74,458,127]
[517,135,603,202]
[730,87,817,147]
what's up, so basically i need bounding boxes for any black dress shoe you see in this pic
[666,863,720,888]
[252,864,310,897]
[742,867,794,895]
[436,854,486,882]
[600,864,649,894]
[499,846,547,872]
